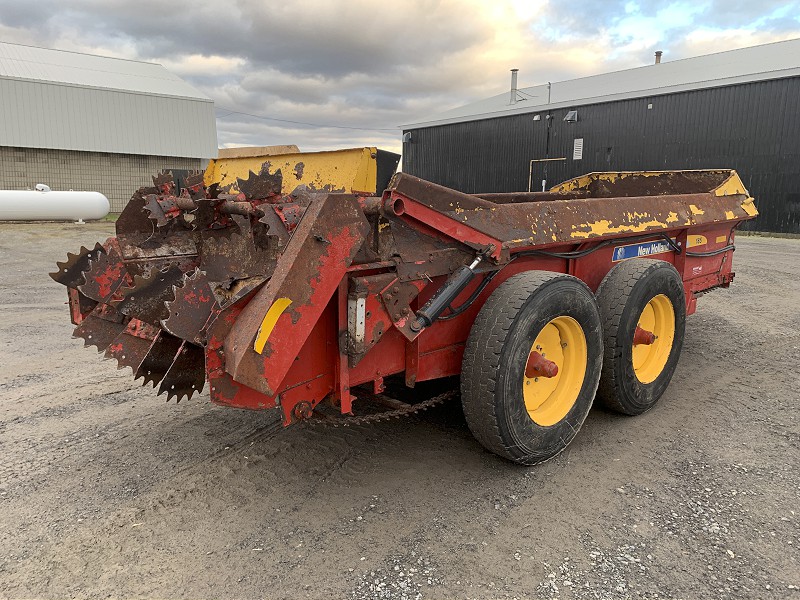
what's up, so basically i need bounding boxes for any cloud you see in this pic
[0,0,798,155]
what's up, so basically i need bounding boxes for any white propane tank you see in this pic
[0,186,110,222]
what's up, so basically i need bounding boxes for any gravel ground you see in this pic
[0,222,798,599]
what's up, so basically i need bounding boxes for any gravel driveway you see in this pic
[0,223,798,599]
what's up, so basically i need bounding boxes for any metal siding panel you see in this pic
[0,79,14,145]
[0,78,215,157]
[53,84,67,149]
[81,86,99,152]
[110,90,123,153]
[0,81,8,143]
[30,81,45,148]
[14,81,27,146]
[15,80,33,147]
[117,91,131,153]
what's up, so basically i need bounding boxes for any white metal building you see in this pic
[0,42,217,211]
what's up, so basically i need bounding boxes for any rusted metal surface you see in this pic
[157,341,205,402]
[152,172,176,194]
[136,332,184,388]
[115,188,198,278]
[77,240,132,304]
[72,303,126,353]
[633,326,656,346]
[50,242,105,288]
[553,170,733,198]
[293,401,313,420]
[53,165,757,429]
[475,191,590,203]
[104,319,161,373]
[386,181,505,261]
[380,278,426,342]
[161,269,218,345]
[115,265,185,325]
[345,274,395,367]
[271,203,305,233]
[387,172,755,253]
[525,351,559,379]
[237,169,283,200]
[67,288,97,326]
[224,193,370,397]
[200,231,275,284]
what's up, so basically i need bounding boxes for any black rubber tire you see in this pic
[461,271,603,465]
[595,259,686,415]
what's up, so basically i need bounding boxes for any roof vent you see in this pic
[510,69,519,104]
[655,50,663,64]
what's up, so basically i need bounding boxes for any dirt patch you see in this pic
[0,223,798,599]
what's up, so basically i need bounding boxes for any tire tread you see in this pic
[461,271,583,461]
[595,259,682,413]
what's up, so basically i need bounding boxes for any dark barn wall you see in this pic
[403,77,800,233]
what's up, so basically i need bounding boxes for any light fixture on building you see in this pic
[564,110,578,122]
[533,114,541,121]
[402,132,412,143]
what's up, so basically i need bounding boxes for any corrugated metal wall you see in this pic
[403,77,800,233]
[0,78,217,159]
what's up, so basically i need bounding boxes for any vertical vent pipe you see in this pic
[510,68,519,104]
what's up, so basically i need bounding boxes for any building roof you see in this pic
[403,38,800,129]
[0,41,210,101]
[0,42,216,158]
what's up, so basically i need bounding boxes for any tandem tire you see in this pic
[461,271,603,465]
[595,259,686,415]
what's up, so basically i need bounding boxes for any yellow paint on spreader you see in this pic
[741,197,758,217]
[204,147,379,195]
[713,171,748,197]
[570,217,669,239]
[254,297,292,354]
[716,235,728,243]
[687,235,707,248]
[689,204,705,216]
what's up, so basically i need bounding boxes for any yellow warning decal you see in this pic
[716,235,728,243]
[254,297,292,354]
[687,235,707,248]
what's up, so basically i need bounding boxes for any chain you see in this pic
[319,389,459,426]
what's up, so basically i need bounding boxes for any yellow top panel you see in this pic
[550,169,757,220]
[551,169,749,197]
[204,147,379,195]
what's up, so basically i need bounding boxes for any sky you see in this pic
[0,0,798,155]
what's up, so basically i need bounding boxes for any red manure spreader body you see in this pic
[53,166,757,464]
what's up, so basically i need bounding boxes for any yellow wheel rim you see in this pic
[632,294,675,384]
[523,316,587,426]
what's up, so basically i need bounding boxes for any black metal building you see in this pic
[402,41,800,233]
